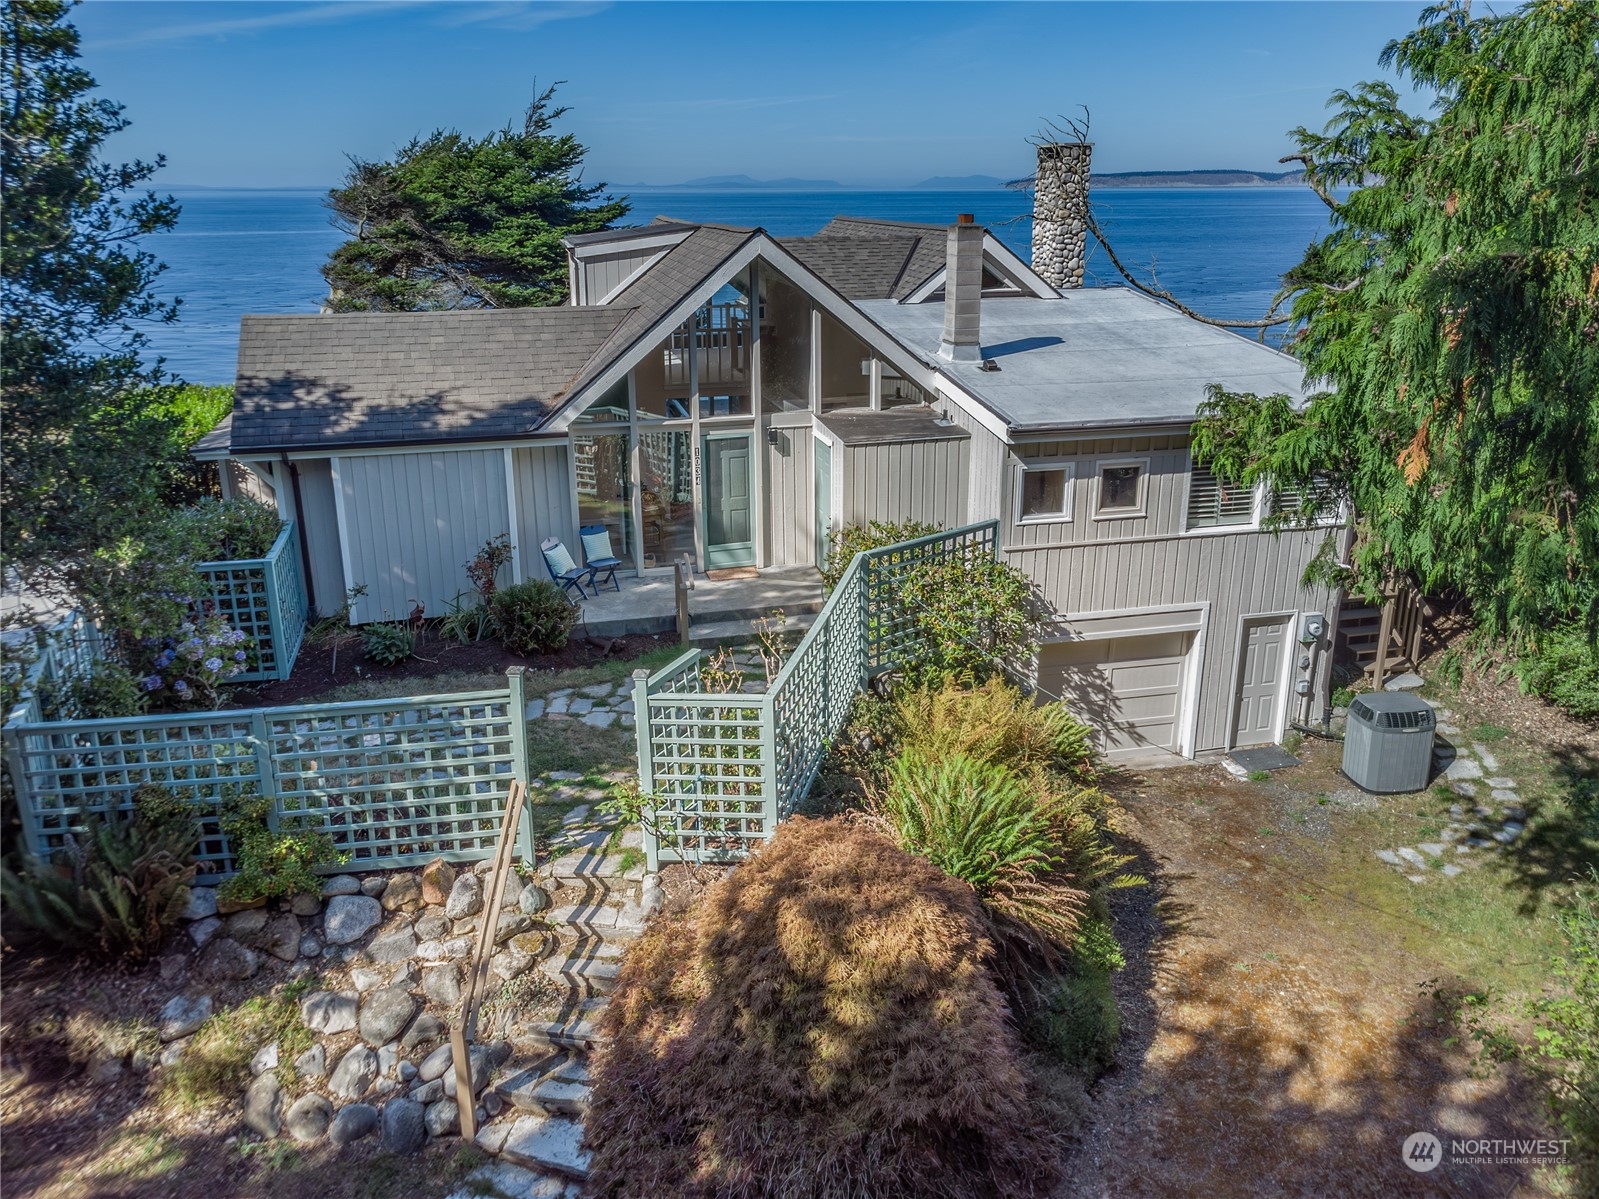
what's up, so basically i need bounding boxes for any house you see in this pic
[201,142,1343,762]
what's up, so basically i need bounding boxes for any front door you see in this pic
[702,432,755,569]
[1233,616,1288,747]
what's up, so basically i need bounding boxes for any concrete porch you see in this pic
[569,566,825,642]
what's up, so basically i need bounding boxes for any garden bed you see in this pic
[233,627,671,708]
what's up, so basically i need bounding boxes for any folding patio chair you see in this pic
[541,537,595,601]
[580,525,623,594]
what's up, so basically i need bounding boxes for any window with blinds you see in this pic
[1274,475,1339,524]
[1186,464,1255,529]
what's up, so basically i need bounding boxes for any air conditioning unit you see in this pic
[1342,693,1436,793]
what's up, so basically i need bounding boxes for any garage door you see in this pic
[1037,632,1193,757]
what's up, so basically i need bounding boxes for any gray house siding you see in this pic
[581,247,661,303]
[292,459,346,619]
[944,401,1007,526]
[337,449,510,624]
[763,426,814,568]
[839,437,971,530]
[1010,528,1337,753]
[512,444,578,579]
[1008,433,1193,547]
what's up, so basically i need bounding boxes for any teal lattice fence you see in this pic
[2,610,106,726]
[2,669,532,883]
[634,522,999,868]
[196,522,308,682]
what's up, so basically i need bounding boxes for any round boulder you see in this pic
[380,1097,426,1154]
[327,1102,379,1145]
[323,894,382,945]
[285,1093,333,1142]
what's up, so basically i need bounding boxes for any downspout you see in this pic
[280,451,318,616]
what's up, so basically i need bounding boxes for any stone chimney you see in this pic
[1032,142,1091,289]
[939,213,983,362]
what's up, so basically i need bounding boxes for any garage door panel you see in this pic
[1038,631,1193,757]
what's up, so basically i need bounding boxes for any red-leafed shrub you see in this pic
[583,817,1063,1198]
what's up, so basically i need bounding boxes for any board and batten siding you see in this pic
[512,444,578,577]
[943,401,1008,526]
[291,459,347,619]
[763,425,814,568]
[1011,527,1338,753]
[581,247,662,303]
[336,449,509,624]
[839,437,970,530]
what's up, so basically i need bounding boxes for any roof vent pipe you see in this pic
[939,213,983,362]
[1033,142,1091,289]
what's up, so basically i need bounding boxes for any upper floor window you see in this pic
[1016,461,1072,523]
[1186,462,1255,530]
[1273,475,1341,526]
[1093,459,1147,519]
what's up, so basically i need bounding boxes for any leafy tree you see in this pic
[323,84,628,310]
[1191,0,1599,646]
[1,0,182,611]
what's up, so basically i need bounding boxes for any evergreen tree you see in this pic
[1191,0,1599,644]
[322,84,628,310]
[1,0,182,603]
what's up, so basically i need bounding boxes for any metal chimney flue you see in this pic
[939,213,983,362]
[1033,142,1091,289]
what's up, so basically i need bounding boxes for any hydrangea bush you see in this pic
[133,613,252,710]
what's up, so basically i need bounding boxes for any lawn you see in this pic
[1069,669,1596,1197]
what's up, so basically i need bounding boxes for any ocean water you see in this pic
[143,186,1331,383]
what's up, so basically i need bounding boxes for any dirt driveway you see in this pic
[1063,694,1596,1199]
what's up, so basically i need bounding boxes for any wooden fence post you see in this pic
[634,668,659,873]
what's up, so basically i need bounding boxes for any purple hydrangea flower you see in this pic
[154,649,176,669]
[140,675,163,692]
[234,650,247,662]
[204,657,223,672]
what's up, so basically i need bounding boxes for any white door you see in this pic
[1233,616,1288,747]
[1037,632,1192,757]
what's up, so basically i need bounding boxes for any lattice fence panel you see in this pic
[196,523,308,682]
[9,714,265,878]
[267,695,517,869]
[642,684,771,862]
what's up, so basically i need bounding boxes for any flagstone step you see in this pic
[499,1114,592,1181]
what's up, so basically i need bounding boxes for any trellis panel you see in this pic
[636,521,998,868]
[195,522,309,682]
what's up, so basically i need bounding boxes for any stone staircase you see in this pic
[463,843,659,1194]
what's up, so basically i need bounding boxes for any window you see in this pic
[1093,459,1147,519]
[1273,475,1340,526]
[1016,462,1072,522]
[1186,463,1255,530]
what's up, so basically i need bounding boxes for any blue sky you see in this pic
[76,1,1428,189]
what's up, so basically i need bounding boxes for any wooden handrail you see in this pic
[451,778,529,1141]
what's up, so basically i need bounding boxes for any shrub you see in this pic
[361,620,416,666]
[217,793,348,904]
[821,519,939,590]
[0,785,198,963]
[39,659,149,720]
[1026,966,1121,1078]
[465,532,513,599]
[585,817,1063,1198]
[166,495,282,561]
[868,750,1088,963]
[1517,623,1599,722]
[439,590,492,644]
[891,678,1098,786]
[490,579,579,655]
[130,613,252,709]
[894,548,1050,685]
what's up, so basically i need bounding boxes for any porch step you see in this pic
[524,1016,606,1052]
[690,609,818,645]
[540,846,646,887]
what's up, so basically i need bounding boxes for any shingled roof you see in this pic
[231,307,631,451]
[778,217,948,301]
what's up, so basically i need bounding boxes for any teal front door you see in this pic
[702,432,755,569]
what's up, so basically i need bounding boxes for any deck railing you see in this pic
[2,668,533,884]
[633,521,999,868]
[196,521,309,682]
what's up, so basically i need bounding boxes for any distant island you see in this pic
[912,169,1307,189]
[614,169,1310,192]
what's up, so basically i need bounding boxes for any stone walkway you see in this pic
[525,646,779,730]
[1372,705,1527,884]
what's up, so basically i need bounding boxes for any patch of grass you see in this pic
[99,1129,184,1182]
[615,845,645,874]
[163,985,317,1110]
[1258,827,1276,836]
[1472,722,1511,742]
[525,717,634,777]
[1247,770,1271,782]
